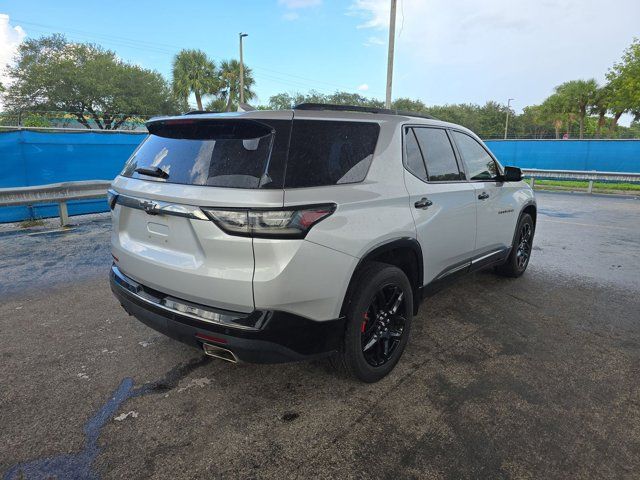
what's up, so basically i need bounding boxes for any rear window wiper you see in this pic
[135,166,169,179]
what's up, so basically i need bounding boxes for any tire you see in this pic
[496,213,535,278]
[332,261,413,383]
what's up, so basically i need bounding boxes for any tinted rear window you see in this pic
[413,128,463,181]
[285,120,380,188]
[404,128,428,181]
[121,119,290,189]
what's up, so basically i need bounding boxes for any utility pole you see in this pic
[239,33,248,105]
[385,0,397,109]
[504,98,514,139]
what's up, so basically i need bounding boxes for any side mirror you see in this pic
[502,166,522,182]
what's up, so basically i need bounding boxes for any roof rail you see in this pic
[294,103,393,115]
[293,103,436,120]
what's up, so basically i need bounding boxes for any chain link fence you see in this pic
[0,110,154,131]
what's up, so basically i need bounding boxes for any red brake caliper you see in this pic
[361,312,369,333]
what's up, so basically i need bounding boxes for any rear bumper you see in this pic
[110,265,344,363]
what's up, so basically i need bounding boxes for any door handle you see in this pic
[477,192,490,200]
[414,197,433,209]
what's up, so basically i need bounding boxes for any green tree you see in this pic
[171,49,218,111]
[3,34,182,129]
[606,38,640,133]
[540,94,567,139]
[22,114,50,127]
[392,98,428,112]
[590,85,613,138]
[267,90,326,109]
[209,59,256,112]
[517,104,556,139]
[268,92,296,109]
[325,91,382,107]
[268,90,382,110]
[553,79,599,139]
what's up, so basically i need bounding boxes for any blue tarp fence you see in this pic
[1,130,639,223]
[0,129,145,222]
[485,139,640,172]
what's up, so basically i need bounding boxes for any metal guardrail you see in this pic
[0,180,111,226]
[521,169,640,193]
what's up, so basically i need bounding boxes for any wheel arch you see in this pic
[521,202,537,227]
[510,201,537,249]
[340,238,424,317]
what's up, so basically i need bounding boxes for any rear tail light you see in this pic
[201,204,336,239]
[107,189,118,210]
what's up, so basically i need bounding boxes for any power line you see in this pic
[11,18,385,98]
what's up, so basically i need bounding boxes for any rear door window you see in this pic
[413,128,463,181]
[121,119,290,189]
[285,120,380,188]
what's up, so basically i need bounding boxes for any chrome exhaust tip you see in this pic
[202,343,238,363]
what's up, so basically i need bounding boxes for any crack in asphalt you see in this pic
[4,356,210,480]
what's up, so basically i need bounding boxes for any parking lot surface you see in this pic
[1,191,639,479]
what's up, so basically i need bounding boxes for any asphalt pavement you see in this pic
[1,191,639,479]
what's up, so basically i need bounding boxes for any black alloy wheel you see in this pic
[496,213,535,277]
[332,261,413,383]
[360,284,407,367]
[516,222,533,270]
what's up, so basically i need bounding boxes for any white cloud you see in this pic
[0,14,25,95]
[349,0,640,110]
[278,0,321,8]
[357,83,369,91]
[349,0,388,29]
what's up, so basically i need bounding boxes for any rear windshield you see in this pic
[121,119,289,189]
[121,118,380,189]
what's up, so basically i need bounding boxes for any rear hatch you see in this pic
[110,112,292,313]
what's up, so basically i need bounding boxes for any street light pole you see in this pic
[385,0,397,109]
[504,98,514,139]
[239,33,248,105]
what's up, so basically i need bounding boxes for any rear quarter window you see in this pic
[285,120,380,188]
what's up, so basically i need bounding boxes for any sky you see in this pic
[0,0,639,116]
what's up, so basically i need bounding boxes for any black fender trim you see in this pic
[341,237,424,316]
[518,200,537,222]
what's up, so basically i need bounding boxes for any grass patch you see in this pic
[525,178,640,192]
[19,218,46,228]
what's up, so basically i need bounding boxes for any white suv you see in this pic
[109,104,536,382]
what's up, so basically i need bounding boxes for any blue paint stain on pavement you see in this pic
[4,378,136,480]
[3,356,209,480]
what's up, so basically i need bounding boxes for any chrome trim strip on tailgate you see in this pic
[111,265,266,331]
[113,191,209,220]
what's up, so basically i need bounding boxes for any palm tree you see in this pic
[171,49,217,111]
[541,93,566,139]
[554,79,598,139]
[590,85,612,138]
[217,59,256,112]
